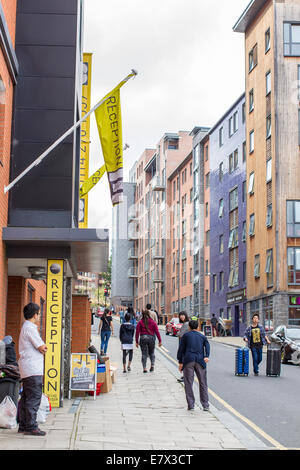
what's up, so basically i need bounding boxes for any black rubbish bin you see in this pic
[0,378,20,407]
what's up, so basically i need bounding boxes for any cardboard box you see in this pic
[97,358,112,393]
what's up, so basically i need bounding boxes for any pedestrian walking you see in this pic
[119,309,125,324]
[243,313,271,376]
[177,319,210,411]
[98,308,114,355]
[136,310,162,373]
[210,314,218,337]
[119,313,135,373]
[177,311,190,383]
[127,306,137,327]
[146,303,158,323]
[18,303,48,436]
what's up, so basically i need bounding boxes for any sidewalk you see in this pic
[0,323,251,451]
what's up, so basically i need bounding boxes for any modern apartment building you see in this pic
[191,127,210,319]
[234,0,300,328]
[208,94,247,336]
[169,151,194,317]
[121,132,193,323]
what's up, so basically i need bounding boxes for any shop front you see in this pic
[226,288,247,337]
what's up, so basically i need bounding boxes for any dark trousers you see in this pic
[251,346,263,374]
[139,335,155,369]
[122,349,133,365]
[18,375,43,431]
[183,362,209,409]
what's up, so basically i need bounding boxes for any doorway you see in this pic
[234,305,240,336]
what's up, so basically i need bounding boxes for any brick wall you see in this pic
[71,294,92,353]
[6,277,46,356]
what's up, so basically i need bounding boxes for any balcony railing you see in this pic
[128,247,138,260]
[151,175,165,192]
[128,267,138,279]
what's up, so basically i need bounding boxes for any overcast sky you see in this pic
[83,0,250,237]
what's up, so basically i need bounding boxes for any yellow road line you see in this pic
[158,347,287,450]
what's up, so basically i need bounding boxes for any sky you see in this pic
[83,0,250,237]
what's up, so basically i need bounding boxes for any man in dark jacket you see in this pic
[177,319,210,411]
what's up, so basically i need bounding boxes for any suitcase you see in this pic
[235,347,249,376]
[266,347,281,377]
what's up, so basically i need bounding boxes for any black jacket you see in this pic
[177,331,210,369]
[119,322,135,344]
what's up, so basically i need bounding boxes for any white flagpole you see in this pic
[4,69,138,194]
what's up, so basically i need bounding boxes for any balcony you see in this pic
[153,269,164,283]
[128,247,138,260]
[153,247,165,260]
[128,206,138,223]
[128,267,138,279]
[151,175,165,192]
[128,229,138,241]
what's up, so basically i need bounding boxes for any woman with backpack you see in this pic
[98,308,114,355]
[135,310,162,373]
[119,313,135,373]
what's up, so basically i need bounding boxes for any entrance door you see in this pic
[234,305,240,336]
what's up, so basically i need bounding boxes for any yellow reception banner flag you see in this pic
[94,72,136,205]
[44,260,64,408]
[79,53,92,228]
[79,164,106,198]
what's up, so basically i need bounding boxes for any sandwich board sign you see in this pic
[69,353,97,399]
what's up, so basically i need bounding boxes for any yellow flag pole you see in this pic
[4,69,138,194]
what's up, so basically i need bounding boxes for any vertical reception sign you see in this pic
[79,52,93,228]
[44,260,64,408]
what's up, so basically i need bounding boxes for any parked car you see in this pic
[165,318,182,337]
[270,325,300,365]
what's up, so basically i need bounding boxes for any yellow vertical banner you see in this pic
[44,260,64,408]
[79,53,93,228]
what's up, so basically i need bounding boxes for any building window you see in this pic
[229,187,238,211]
[266,71,271,95]
[229,116,233,137]
[242,103,245,123]
[205,172,210,189]
[218,199,224,218]
[266,249,273,287]
[266,204,273,228]
[242,221,246,242]
[288,247,300,285]
[287,200,300,237]
[266,114,272,139]
[249,89,254,112]
[233,111,238,133]
[205,230,210,246]
[248,172,255,195]
[254,254,260,278]
[265,28,271,53]
[219,234,224,254]
[249,214,255,237]
[243,261,247,283]
[228,227,238,249]
[249,130,254,153]
[289,295,300,326]
[213,274,217,293]
[242,181,247,203]
[228,248,239,288]
[27,284,35,303]
[219,127,224,147]
[243,141,246,162]
[219,162,224,181]
[266,158,272,182]
[284,23,300,57]
[249,44,258,72]
[219,272,224,291]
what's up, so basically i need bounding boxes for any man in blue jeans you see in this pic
[244,314,271,375]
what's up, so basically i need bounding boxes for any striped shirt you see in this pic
[18,320,44,379]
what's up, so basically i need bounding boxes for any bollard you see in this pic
[0,340,5,363]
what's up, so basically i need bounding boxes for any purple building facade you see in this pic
[208,94,247,336]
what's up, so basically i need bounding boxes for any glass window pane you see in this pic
[291,44,300,56]
[288,248,294,268]
[295,201,300,223]
[287,201,294,223]
[295,248,300,270]
[266,159,272,181]
[291,25,300,42]
[284,43,290,55]
[284,23,290,42]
